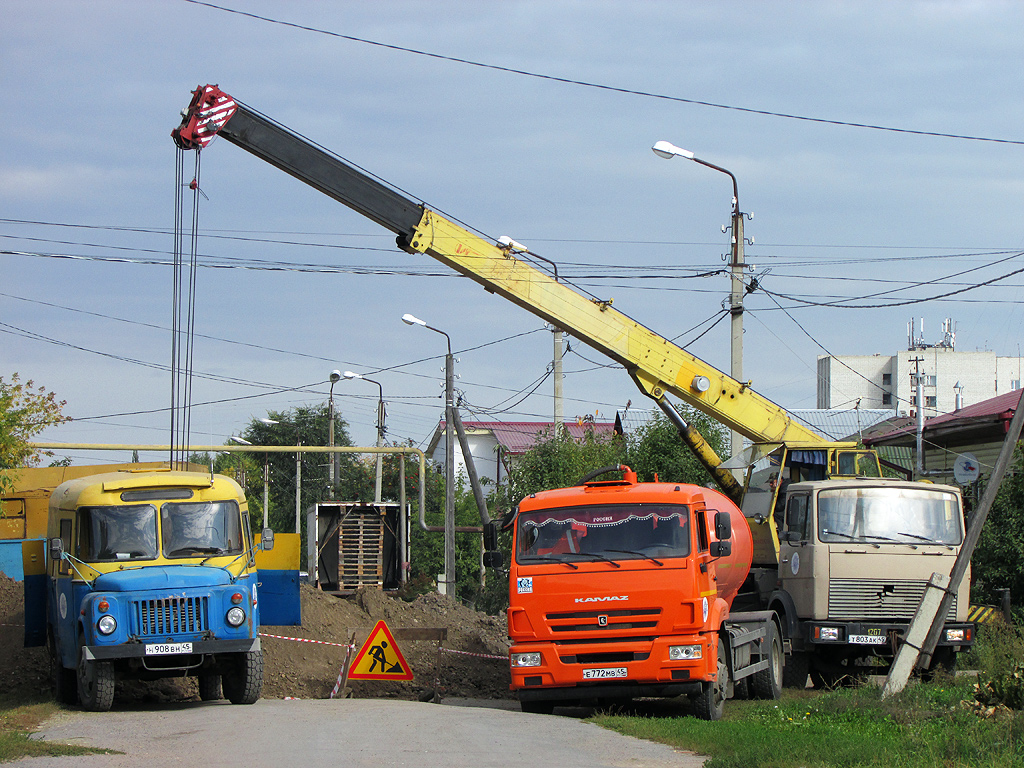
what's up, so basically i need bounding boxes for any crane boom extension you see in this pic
[172,85,827,498]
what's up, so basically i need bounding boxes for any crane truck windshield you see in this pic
[817,487,962,546]
[517,504,691,563]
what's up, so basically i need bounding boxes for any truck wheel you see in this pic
[690,637,727,721]
[750,622,783,700]
[782,650,810,689]
[222,650,263,705]
[77,636,115,712]
[198,673,222,701]
[48,631,78,705]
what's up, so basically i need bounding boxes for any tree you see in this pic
[971,445,1024,608]
[0,373,70,493]
[625,405,729,487]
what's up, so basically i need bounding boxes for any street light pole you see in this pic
[343,371,386,504]
[403,313,456,596]
[653,140,748,463]
[328,370,340,498]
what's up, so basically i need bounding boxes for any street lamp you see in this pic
[653,140,748,464]
[403,312,456,596]
[343,371,386,504]
[329,370,341,497]
[260,417,302,535]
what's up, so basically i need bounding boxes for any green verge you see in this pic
[0,701,116,763]
[593,676,1024,768]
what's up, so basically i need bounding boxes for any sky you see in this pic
[4,0,1023,464]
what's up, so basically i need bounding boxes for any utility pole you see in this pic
[553,328,564,436]
[727,190,746,466]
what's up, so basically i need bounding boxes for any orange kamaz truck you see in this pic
[502,465,781,719]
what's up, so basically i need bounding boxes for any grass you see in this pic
[0,698,115,763]
[593,625,1024,768]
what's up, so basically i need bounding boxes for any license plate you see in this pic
[848,635,887,645]
[145,642,193,655]
[582,667,627,680]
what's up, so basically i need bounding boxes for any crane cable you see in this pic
[171,149,203,466]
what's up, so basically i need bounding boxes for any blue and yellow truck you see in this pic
[22,467,296,711]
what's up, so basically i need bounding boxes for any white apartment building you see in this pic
[817,319,1023,418]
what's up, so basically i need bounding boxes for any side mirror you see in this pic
[483,550,504,569]
[483,521,499,552]
[261,528,275,551]
[48,537,64,561]
[714,511,732,540]
[709,540,732,558]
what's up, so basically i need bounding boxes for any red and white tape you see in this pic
[259,632,355,650]
[440,647,507,661]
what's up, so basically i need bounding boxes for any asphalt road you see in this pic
[19,698,707,768]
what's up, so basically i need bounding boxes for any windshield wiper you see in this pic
[897,532,955,550]
[605,549,664,566]
[519,554,579,570]
[568,552,622,568]
[169,546,224,557]
[822,530,880,548]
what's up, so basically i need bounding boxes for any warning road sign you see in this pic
[348,620,414,680]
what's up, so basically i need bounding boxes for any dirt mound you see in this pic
[0,572,511,706]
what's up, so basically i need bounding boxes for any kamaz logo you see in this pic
[575,596,628,603]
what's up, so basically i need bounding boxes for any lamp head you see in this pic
[343,371,360,380]
[329,370,341,383]
[402,313,426,327]
[652,140,695,160]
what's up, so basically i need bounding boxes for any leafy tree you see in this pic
[625,405,729,487]
[972,445,1024,608]
[0,373,70,493]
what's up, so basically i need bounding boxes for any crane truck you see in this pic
[172,85,974,701]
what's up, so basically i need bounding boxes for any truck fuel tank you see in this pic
[702,487,752,608]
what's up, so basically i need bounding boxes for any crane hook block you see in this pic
[172,84,238,151]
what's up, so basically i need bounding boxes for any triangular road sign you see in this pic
[348,619,414,681]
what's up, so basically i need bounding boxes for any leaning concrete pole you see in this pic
[883,391,1024,698]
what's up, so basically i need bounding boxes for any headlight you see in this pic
[819,626,841,641]
[97,615,117,635]
[226,607,246,627]
[511,652,542,667]
[945,628,966,643]
[669,644,702,661]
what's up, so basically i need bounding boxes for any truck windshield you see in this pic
[161,500,244,558]
[817,487,962,546]
[517,504,690,563]
[78,504,158,561]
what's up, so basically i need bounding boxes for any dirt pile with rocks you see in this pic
[0,572,512,706]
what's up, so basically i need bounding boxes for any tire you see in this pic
[49,631,77,706]
[77,635,115,712]
[198,673,222,701]
[690,636,727,721]
[222,651,263,705]
[520,699,555,715]
[750,622,783,700]
[782,650,810,689]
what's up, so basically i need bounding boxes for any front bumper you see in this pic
[83,636,260,662]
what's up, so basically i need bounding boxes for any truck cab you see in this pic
[759,477,973,686]
[44,469,270,710]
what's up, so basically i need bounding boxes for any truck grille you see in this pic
[546,607,660,635]
[828,579,957,621]
[130,596,209,637]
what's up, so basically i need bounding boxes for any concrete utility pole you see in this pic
[403,313,456,596]
[553,328,564,436]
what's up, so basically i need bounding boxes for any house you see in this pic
[863,389,1022,486]
[425,419,618,487]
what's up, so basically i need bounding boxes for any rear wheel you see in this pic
[750,622,783,700]
[691,636,727,721]
[198,673,222,701]
[222,651,263,705]
[782,650,810,689]
[77,635,115,712]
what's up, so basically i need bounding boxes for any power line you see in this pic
[182,0,1024,147]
